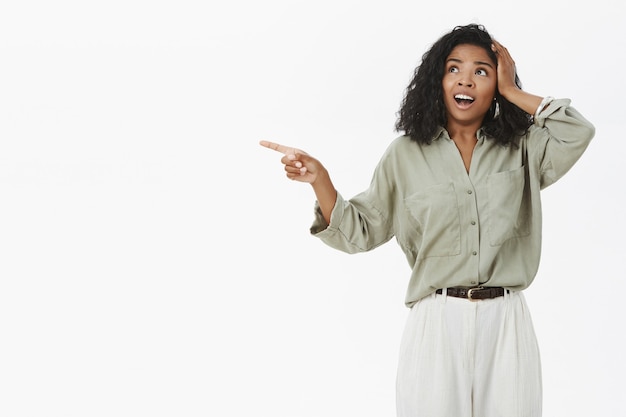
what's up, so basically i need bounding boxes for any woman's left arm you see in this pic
[491,40,545,116]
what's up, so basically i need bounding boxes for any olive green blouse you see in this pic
[310,98,595,307]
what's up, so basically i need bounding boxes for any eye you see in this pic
[475,68,488,76]
[448,66,459,73]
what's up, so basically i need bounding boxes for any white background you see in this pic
[1,1,623,416]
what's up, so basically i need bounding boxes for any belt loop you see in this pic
[440,287,447,304]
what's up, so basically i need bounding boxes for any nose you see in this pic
[458,80,473,87]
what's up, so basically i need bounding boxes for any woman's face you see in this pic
[442,43,497,129]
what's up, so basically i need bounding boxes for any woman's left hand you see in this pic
[491,40,518,98]
[490,40,544,115]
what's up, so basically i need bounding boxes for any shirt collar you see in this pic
[434,126,486,144]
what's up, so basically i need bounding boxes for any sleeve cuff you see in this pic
[310,192,345,235]
[533,97,571,127]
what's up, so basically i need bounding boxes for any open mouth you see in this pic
[454,94,475,105]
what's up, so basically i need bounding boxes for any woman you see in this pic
[260,24,594,417]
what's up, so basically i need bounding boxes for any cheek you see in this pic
[479,81,497,101]
[485,79,497,95]
[441,80,456,102]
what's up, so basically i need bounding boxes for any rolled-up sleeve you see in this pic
[530,98,595,189]
[310,152,396,254]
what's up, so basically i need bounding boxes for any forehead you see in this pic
[446,44,495,66]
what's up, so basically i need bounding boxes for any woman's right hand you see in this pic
[259,140,326,185]
[260,140,337,223]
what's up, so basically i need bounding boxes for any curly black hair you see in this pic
[395,24,532,146]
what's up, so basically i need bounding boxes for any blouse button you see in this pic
[471,221,476,225]
[467,190,473,194]
[472,251,477,256]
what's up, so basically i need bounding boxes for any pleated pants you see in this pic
[396,290,542,417]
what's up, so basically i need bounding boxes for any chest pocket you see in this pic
[404,182,461,259]
[486,166,531,246]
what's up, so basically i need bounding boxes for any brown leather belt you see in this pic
[435,287,506,301]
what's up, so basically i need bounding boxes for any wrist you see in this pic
[498,85,520,101]
[311,168,334,189]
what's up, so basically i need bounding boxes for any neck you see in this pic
[445,121,481,143]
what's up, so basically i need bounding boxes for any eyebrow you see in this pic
[446,58,495,68]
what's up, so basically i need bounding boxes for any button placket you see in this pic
[464,183,480,287]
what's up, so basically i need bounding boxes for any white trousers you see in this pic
[396,290,542,417]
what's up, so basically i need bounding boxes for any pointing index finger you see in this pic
[259,140,294,155]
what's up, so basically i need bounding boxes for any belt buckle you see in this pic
[467,286,484,301]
